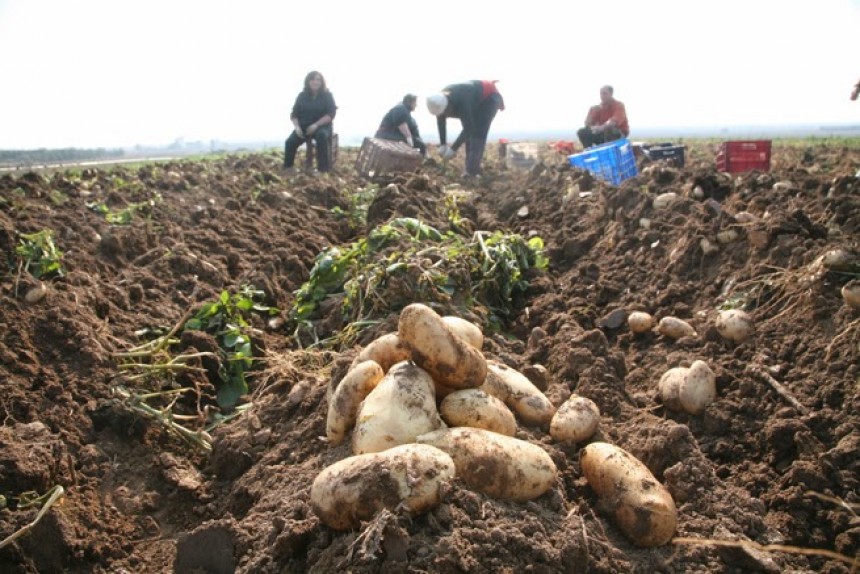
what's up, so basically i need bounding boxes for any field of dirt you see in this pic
[0,140,858,573]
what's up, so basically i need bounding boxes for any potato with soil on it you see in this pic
[440,389,517,436]
[417,427,557,502]
[549,394,600,443]
[326,360,385,446]
[580,442,677,547]
[441,315,483,350]
[398,303,487,389]
[352,361,445,454]
[842,280,860,309]
[627,311,654,334]
[656,316,697,339]
[310,443,455,530]
[350,332,411,372]
[481,361,556,427]
[714,309,753,343]
[658,360,716,415]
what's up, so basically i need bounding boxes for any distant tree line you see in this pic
[0,147,125,166]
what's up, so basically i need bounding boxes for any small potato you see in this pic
[658,367,688,412]
[715,309,753,344]
[656,316,697,339]
[352,361,444,455]
[580,442,677,547]
[310,443,455,530]
[351,333,411,372]
[481,361,556,427]
[842,280,860,309]
[326,360,385,446]
[440,389,517,436]
[678,360,716,415]
[627,311,654,334]
[550,395,600,443]
[24,282,47,303]
[652,192,678,210]
[417,427,557,502]
[399,303,487,390]
[441,316,483,350]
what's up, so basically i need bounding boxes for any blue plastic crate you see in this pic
[568,138,638,185]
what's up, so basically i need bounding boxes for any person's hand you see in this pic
[439,145,456,160]
[306,123,318,136]
[294,126,304,139]
[406,137,414,148]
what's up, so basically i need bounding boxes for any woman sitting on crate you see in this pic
[426,80,505,177]
[375,94,426,156]
[283,71,337,173]
[577,85,629,149]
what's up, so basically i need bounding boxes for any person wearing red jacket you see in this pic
[577,85,629,149]
[426,80,505,176]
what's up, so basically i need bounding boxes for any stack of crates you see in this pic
[642,142,686,167]
[568,138,638,185]
[716,140,772,173]
[354,137,422,177]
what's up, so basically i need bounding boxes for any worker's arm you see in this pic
[397,122,414,146]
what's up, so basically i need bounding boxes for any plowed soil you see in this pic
[1,142,858,573]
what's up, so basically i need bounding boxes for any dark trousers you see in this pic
[453,93,502,176]
[284,125,333,171]
[577,126,624,149]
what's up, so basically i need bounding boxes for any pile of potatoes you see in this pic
[311,303,677,547]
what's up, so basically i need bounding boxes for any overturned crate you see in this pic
[355,137,422,177]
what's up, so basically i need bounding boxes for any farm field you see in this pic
[0,140,858,573]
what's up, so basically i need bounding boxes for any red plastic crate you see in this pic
[716,140,771,173]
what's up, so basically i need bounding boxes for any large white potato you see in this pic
[310,443,455,530]
[481,361,556,427]
[352,361,444,454]
[398,303,487,389]
[441,316,483,350]
[714,309,753,344]
[351,332,412,372]
[678,360,716,415]
[440,389,517,436]
[580,442,677,547]
[326,360,385,446]
[416,427,557,502]
[549,395,600,443]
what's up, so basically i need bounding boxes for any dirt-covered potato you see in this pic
[326,360,385,446]
[417,427,557,502]
[350,332,412,373]
[440,389,517,436]
[441,316,483,350]
[714,309,753,344]
[549,395,600,442]
[310,443,455,530]
[398,303,487,389]
[627,311,654,334]
[656,316,697,339]
[352,361,445,454]
[678,360,716,415]
[658,367,688,412]
[580,442,677,547]
[481,361,555,427]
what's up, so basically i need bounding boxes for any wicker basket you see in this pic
[355,137,422,177]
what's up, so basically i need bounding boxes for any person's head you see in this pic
[403,94,417,111]
[304,71,326,94]
[426,93,448,116]
[599,85,614,104]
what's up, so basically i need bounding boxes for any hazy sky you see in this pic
[1,0,858,149]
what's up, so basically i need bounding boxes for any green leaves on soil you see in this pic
[15,229,64,278]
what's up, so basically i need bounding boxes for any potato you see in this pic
[549,395,600,443]
[678,360,716,415]
[652,192,678,210]
[440,389,517,436]
[326,360,385,445]
[580,442,677,547]
[398,303,487,389]
[417,427,557,501]
[656,316,697,339]
[351,332,411,373]
[842,280,860,309]
[627,311,654,334]
[310,443,455,530]
[714,309,753,343]
[481,361,556,427]
[658,361,716,415]
[441,316,483,350]
[352,361,445,455]
[658,367,687,412]
[24,282,47,303]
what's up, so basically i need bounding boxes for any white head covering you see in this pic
[426,93,448,116]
